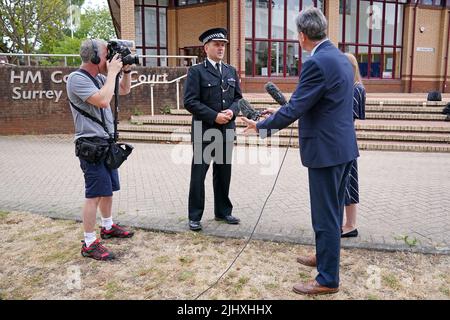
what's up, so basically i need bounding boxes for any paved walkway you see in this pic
[0,135,449,254]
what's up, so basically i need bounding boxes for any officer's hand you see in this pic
[261,107,278,119]
[221,109,234,120]
[107,53,123,76]
[242,117,258,135]
[215,112,230,124]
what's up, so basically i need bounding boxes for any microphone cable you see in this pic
[194,122,295,300]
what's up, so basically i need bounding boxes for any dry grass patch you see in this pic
[0,211,449,300]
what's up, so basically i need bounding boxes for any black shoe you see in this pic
[189,220,202,231]
[341,228,358,238]
[215,215,240,224]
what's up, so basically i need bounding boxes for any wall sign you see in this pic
[416,47,435,52]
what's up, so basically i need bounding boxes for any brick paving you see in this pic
[0,135,449,254]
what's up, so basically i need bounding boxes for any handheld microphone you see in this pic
[264,82,288,106]
[238,98,262,121]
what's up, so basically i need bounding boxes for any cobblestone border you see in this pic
[9,208,449,256]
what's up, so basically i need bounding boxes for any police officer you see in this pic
[184,28,242,231]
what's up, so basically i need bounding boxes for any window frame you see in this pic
[135,0,169,67]
[339,0,407,80]
[245,0,325,78]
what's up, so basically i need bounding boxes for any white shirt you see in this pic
[311,38,329,57]
[207,57,222,73]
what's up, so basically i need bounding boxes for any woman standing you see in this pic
[342,53,366,238]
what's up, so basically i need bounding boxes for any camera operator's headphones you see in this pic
[90,39,101,65]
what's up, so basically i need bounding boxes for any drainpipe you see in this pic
[238,0,242,79]
[409,1,419,93]
[443,10,450,93]
[227,0,230,63]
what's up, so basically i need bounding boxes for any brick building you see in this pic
[112,1,450,93]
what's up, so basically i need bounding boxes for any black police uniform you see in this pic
[183,28,242,227]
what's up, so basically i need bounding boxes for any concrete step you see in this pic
[356,131,450,143]
[243,94,449,106]
[205,110,444,120]
[118,131,450,153]
[130,115,450,133]
[170,106,446,116]
[365,113,447,121]
[119,124,450,143]
[354,120,450,133]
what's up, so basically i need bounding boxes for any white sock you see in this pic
[101,216,113,230]
[84,232,97,247]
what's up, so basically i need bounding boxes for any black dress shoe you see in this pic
[341,228,358,238]
[189,220,202,231]
[215,215,240,224]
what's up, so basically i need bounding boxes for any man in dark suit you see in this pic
[243,8,359,295]
[184,28,242,231]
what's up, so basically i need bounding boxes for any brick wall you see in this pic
[0,66,188,135]
[241,77,441,94]
[120,0,135,42]
[326,0,340,47]
[229,0,244,76]
[402,5,450,93]
[170,1,228,59]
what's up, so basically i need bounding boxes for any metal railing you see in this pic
[140,55,197,67]
[0,53,197,67]
[0,53,81,66]
[130,74,188,116]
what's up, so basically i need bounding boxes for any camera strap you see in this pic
[68,69,112,139]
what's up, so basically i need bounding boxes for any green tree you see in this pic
[0,0,68,53]
[40,6,116,55]
[73,7,116,40]
[40,35,82,66]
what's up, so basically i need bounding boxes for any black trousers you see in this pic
[188,142,234,222]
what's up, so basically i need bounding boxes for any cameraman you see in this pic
[67,39,134,261]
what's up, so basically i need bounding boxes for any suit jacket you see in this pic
[256,40,359,168]
[184,60,242,143]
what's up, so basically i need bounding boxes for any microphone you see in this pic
[238,98,262,121]
[264,82,288,106]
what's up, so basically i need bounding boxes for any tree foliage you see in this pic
[0,0,116,54]
[72,7,116,41]
[0,0,68,53]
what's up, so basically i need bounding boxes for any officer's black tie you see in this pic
[215,62,222,76]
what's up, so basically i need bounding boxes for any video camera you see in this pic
[107,39,140,65]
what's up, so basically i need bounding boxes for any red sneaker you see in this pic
[81,239,115,261]
[100,223,135,239]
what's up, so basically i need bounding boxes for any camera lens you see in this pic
[122,54,140,66]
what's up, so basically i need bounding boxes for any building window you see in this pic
[339,0,407,80]
[416,0,448,6]
[175,0,217,6]
[179,46,206,65]
[135,0,169,66]
[245,0,325,77]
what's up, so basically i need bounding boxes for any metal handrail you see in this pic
[130,74,187,88]
[139,55,197,66]
[131,74,188,116]
[0,53,197,67]
[0,53,81,66]
[0,53,79,57]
